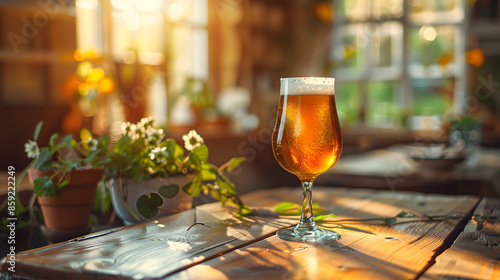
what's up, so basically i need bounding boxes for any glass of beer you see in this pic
[272,77,342,243]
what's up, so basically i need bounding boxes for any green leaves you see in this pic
[396,211,415,218]
[63,134,73,146]
[159,184,179,199]
[273,201,336,221]
[94,180,112,214]
[182,174,202,197]
[273,201,325,216]
[270,206,456,226]
[101,118,252,218]
[34,132,86,173]
[224,157,246,173]
[49,133,59,148]
[382,218,398,224]
[314,213,337,221]
[33,176,67,198]
[35,148,52,171]
[24,121,111,202]
[136,185,183,219]
[176,154,251,217]
[33,121,43,141]
[189,144,209,166]
[200,164,217,181]
[136,193,163,219]
[215,176,238,206]
[274,202,301,215]
[237,205,253,217]
[33,177,51,197]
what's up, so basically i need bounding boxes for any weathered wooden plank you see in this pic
[168,188,480,280]
[0,187,480,280]
[421,197,500,280]
[0,187,360,280]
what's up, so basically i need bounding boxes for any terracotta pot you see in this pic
[110,175,194,225]
[29,168,103,230]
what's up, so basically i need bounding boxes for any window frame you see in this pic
[330,0,469,128]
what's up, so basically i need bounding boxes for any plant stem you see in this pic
[217,161,230,173]
[119,177,141,222]
[28,193,37,223]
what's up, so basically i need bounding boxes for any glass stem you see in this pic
[297,180,317,229]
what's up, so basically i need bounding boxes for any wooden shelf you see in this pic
[0,1,75,18]
[0,50,75,64]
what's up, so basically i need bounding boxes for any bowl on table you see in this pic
[405,144,468,170]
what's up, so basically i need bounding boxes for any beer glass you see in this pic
[272,77,342,242]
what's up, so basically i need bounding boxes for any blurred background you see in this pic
[0,0,499,194]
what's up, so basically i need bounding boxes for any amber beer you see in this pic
[272,93,342,181]
[272,77,342,242]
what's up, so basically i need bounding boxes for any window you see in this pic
[331,0,467,130]
[75,0,209,128]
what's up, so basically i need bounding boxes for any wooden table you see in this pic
[1,187,499,280]
[316,145,500,197]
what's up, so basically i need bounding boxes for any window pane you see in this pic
[408,0,463,24]
[411,78,453,116]
[409,25,455,78]
[371,0,403,19]
[336,82,361,126]
[340,0,402,20]
[169,26,209,92]
[409,0,457,14]
[371,21,402,69]
[341,0,370,21]
[342,23,367,69]
[333,23,369,80]
[366,81,401,128]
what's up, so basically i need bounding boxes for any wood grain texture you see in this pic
[0,187,366,280]
[1,195,293,279]
[170,187,480,280]
[422,197,500,280]
[0,187,481,280]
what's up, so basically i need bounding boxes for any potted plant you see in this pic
[5,122,109,242]
[105,117,251,225]
[448,113,481,164]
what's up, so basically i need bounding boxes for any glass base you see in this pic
[277,225,340,243]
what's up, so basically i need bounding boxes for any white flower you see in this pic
[140,116,153,126]
[148,149,157,160]
[127,131,139,141]
[149,146,168,160]
[157,128,165,140]
[24,140,39,158]
[145,127,155,139]
[121,121,140,140]
[182,130,204,151]
[88,137,98,151]
[124,122,140,140]
[145,127,165,144]
[120,121,130,132]
[129,124,137,133]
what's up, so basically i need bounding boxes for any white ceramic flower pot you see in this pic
[110,175,194,225]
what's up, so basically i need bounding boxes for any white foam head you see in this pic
[280,77,335,96]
